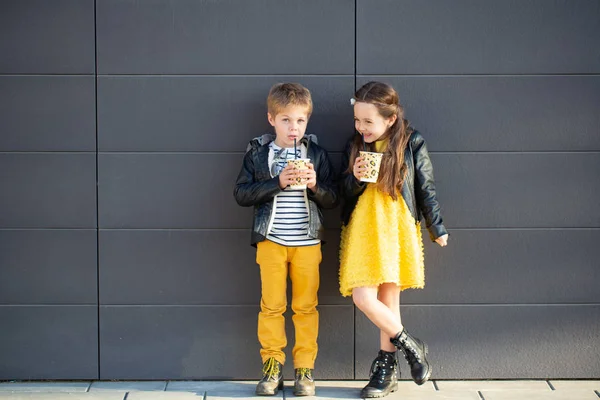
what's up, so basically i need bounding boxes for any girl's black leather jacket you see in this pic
[234,134,338,246]
[340,130,448,241]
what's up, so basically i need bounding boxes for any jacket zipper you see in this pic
[305,139,312,230]
[265,196,277,236]
[407,147,419,223]
[303,191,312,235]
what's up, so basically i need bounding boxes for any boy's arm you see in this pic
[307,148,338,209]
[339,136,366,199]
[234,151,282,207]
[412,132,447,241]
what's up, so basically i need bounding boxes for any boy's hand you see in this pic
[278,164,297,189]
[435,234,449,247]
[353,157,367,180]
[301,162,317,192]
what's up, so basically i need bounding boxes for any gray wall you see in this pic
[0,0,598,380]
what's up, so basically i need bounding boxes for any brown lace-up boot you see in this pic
[255,358,283,396]
[294,368,315,396]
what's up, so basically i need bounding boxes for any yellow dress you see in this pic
[339,141,425,297]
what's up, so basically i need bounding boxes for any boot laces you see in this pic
[369,357,392,384]
[296,368,313,381]
[401,341,422,364]
[262,358,280,379]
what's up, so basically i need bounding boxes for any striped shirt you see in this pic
[266,142,320,247]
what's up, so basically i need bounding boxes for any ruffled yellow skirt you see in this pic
[339,184,425,297]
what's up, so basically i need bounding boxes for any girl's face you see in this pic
[353,102,396,143]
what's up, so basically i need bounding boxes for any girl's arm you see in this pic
[340,136,367,199]
[307,148,338,209]
[412,132,448,241]
[234,151,282,207]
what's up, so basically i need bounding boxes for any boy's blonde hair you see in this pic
[267,83,313,118]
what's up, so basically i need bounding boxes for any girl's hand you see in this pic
[301,162,318,191]
[435,234,448,247]
[353,157,367,180]
[278,164,297,189]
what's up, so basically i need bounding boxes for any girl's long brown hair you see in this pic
[347,81,413,200]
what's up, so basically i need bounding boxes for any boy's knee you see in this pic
[261,299,287,315]
[291,297,318,315]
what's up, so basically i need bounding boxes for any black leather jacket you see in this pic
[234,134,338,246]
[340,130,447,241]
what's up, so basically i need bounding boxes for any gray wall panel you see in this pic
[355,305,600,379]
[321,153,344,230]
[98,152,600,230]
[0,76,96,151]
[319,230,351,306]
[0,230,97,304]
[0,0,95,74]
[2,0,598,381]
[0,154,97,228]
[99,153,342,230]
[99,229,348,306]
[0,306,98,380]
[98,76,354,152]
[357,76,600,152]
[100,305,353,379]
[433,153,600,228]
[357,0,600,74]
[96,0,354,74]
[98,154,245,229]
[405,229,600,305]
[99,230,260,305]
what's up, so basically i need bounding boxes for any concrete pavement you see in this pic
[0,380,598,400]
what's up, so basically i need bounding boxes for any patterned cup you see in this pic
[286,158,310,189]
[359,151,383,183]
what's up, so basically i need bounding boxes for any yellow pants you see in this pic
[256,239,321,369]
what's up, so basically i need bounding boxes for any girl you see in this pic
[339,81,448,398]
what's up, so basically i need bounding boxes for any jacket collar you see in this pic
[245,133,318,152]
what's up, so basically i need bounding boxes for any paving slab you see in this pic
[284,380,437,399]
[0,383,91,393]
[386,392,481,400]
[0,381,596,400]
[127,393,205,399]
[90,381,167,392]
[284,380,363,400]
[436,380,551,392]
[549,380,600,391]
[167,381,263,397]
[395,381,437,393]
[0,393,125,400]
[482,389,599,400]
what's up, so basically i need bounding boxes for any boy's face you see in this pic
[268,105,310,148]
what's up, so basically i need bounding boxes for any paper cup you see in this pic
[359,151,383,183]
[287,158,310,189]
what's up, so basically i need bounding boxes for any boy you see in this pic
[234,83,337,396]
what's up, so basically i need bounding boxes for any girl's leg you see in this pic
[377,283,402,352]
[353,283,431,386]
[377,285,431,386]
[352,285,402,339]
[355,284,401,398]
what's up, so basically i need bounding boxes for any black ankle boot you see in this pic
[390,329,431,385]
[255,358,284,396]
[360,350,398,398]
